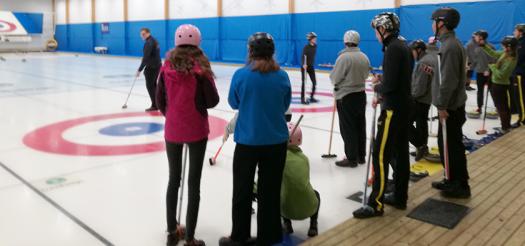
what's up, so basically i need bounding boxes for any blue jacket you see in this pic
[228,66,291,146]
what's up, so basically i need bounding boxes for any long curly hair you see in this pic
[168,45,214,78]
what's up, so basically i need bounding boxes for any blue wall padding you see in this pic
[55,25,69,51]
[55,0,525,68]
[13,12,43,34]
[94,22,126,55]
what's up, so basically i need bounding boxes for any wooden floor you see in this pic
[303,127,525,246]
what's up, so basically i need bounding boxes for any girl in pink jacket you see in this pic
[156,24,218,246]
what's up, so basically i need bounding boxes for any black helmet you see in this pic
[248,32,275,58]
[431,7,461,30]
[516,23,525,33]
[371,12,400,33]
[306,32,318,40]
[475,30,489,40]
[410,39,427,51]
[501,36,518,48]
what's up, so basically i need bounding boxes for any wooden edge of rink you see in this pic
[302,127,525,246]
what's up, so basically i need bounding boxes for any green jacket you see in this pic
[482,46,518,85]
[280,146,319,220]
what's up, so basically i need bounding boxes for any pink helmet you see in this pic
[288,123,303,146]
[428,36,437,44]
[175,24,201,47]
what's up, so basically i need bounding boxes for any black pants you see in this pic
[476,73,490,109]
[437,106,469,185]
[512,75,525,124]
[491,84,511,130]
[301,66,317,101]
[368,109,410,211]
[466,69,473,85]
[283,190,320,224]
[336,92,366,162]
[231,142,287,246]
[409,101,431,148]
[144,66,160,108]
[165,139,207,240]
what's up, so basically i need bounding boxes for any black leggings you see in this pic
[165,139,207,240]
[490,84,511,130]
[409,101,431,148]
[301,66,317,100]
[144,66,160,108]
[476,73,490,109]
[230,142,287,246]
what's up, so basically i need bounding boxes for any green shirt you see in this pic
[280,147,319,220]
[482,46,518,85]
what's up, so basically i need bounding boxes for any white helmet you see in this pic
[344,30,360,45]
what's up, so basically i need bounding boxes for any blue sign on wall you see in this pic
[101,23,110,34]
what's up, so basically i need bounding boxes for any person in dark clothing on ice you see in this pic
[511,24,525,128]
[465,34,477,91]
[136,28,162,112]
[353,12,412,219]
[468,30,496,118]
[301,32,319,104]
[428,7,471,199]
[409,39,435,162]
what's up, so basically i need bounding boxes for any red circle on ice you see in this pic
[291,91,335,113]
[0,20,17,33]
[23,111,228,156]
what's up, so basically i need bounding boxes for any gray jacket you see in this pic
[465,40,477,68]
[473,43,496,73]
[412,48,437,105]
[330,47,371,100]
[432,31,467,110]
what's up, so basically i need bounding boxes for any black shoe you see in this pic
[415,146,429,162]
[301,99,310,105]
[145,107,158,112]
[307,222,318,237]
[424,153,441,163]
[466,86,476,91]
[167,226,185,246]
[219,237,256,246]
[309,98,319,103]
[335,159,358,168]
[353,205,383,219]
[358,157,366,165]
[282,219,294,234]
[167,233,180,246]
[383,193,407,210]
[431,179,451,190]
[184,239,206,246]
[441,184,471,199]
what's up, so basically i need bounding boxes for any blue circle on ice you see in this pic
[99,122,163,137]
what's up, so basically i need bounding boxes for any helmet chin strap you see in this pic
[377,27,387,51]
[434,20,442,41]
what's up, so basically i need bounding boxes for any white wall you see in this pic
[56,0,67,25]
[96,0,124,23]
[400,0,494,6]
[222,0,288,17]
[68,0,92,24]
[170,0,217,19]
[128,0,164,21]
[0,0,53,13]
[296,0,395,13]
[0,0,54,52]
